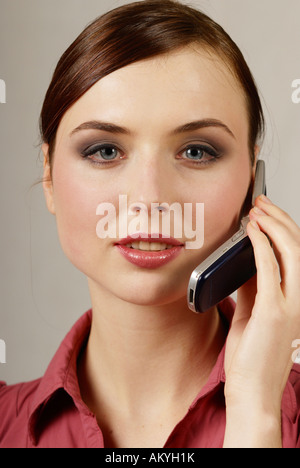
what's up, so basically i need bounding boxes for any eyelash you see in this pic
[80,143,221,167]
[178,144,221,165]
[81,144,124,166]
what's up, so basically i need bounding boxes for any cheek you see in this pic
[203,163,251,250]
[51,161,114,266]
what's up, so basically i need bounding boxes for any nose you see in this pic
[125,150,176,210]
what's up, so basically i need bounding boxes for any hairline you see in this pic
[47,41,255,162]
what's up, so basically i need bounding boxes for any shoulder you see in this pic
[0,379,41,446]
[0,310,92,447]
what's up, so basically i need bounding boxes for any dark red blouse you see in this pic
[1,298,300,448]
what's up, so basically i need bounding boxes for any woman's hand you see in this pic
[223,194,300,448]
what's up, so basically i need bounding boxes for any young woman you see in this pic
[1,0,299,448]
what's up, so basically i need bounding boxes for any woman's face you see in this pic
[43,46,255,306]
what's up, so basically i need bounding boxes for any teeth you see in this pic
[125,241,174,251]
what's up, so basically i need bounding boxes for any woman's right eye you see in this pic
[81,144,124,165]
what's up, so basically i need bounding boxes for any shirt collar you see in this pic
[28,298,298,445]
[28,301,232,445]
[28,310,92,445]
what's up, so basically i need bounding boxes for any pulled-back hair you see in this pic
[40,0,264,164]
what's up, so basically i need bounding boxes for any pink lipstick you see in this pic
[115,233,184,269]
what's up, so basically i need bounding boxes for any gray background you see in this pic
[0,0,299,384]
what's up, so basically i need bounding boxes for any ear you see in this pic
[42,143,56,215]
[240,145,261,219]
[252,144,260,177]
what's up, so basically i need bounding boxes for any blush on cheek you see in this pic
[203,181,248,253]
[52,165,100,265]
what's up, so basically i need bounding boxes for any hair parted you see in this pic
[40,0,264,164]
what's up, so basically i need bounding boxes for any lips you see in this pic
[115,234,184,269]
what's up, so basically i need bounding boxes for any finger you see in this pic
[246,220,282,299]
[250,208,300,299]
[255,195,300,238]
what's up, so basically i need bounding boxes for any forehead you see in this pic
[57,46,248,139]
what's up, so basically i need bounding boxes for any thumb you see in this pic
[225,274,257,374]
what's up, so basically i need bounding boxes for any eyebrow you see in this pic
[70,121,130,136]
[172,119,235,139]
[70,118,235,139]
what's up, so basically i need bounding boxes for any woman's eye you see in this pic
[97,146,119,160]
[81,144,123,164]
[179,145,219,164]
[185,147,205,160]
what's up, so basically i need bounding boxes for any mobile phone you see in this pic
[187,160,266,313]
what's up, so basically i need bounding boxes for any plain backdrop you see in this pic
[0,0,300,384]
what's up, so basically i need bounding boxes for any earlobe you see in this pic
[252,145,260,174]
[42,143,56,215]
[254,144,260,160]
[240,146,261,219]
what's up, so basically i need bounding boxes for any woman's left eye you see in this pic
[97,146,119,160]
[178,145,220,164]
[81,144,123,164]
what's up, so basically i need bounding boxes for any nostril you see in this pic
[127,200,146,214]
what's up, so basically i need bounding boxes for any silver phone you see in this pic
[187,160,266,313]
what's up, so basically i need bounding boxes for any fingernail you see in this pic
[259,194,272,204]
[250,220,260,231]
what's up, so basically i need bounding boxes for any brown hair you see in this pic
[40,0,264,166]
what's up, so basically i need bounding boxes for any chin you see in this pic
[113,276,188,307]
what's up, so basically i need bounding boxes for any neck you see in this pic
[79,279,226,419]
